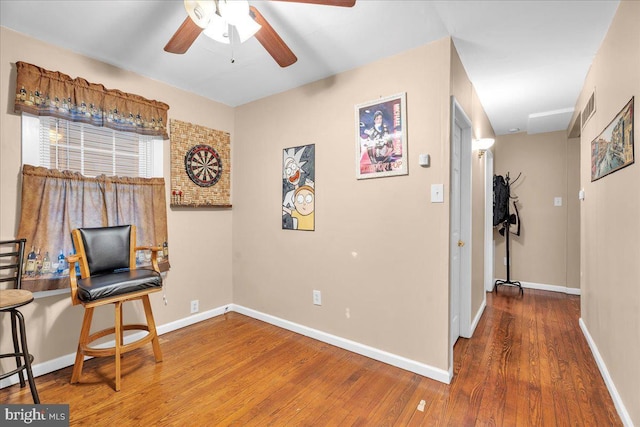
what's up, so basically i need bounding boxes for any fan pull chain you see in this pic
[230,26,235,64]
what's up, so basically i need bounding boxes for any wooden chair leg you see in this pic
[114,301,123,392]
[142,295,162,363]
[71,293,162,391]
[72,307,94,384]
[118,303,124,358]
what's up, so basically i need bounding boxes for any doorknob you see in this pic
[458,240,465,247]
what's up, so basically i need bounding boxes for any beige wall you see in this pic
[232,37,493,373]
[571,1,639,424]
[0,27,235,368]
[492,131,580,289]
[233,39,452,371]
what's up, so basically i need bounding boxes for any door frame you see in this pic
[449,97,473,373]
[450,114,462,347]
[484,149,495,291]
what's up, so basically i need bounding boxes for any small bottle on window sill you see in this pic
[57,250,66,274]
[35,248,43,275]
[26,246,37,276]
[42,251,51,274]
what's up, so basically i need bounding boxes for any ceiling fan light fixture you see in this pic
[184,0,216,29]
[203,13,230,44]
[217,0,249,26]
[235,15,262,43]
[203,0,260,44]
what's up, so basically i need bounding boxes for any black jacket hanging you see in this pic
[493,175,509,226]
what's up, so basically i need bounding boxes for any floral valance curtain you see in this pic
[17,165,170,293]
[14,61,169,139]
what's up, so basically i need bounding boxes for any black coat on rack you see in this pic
[493,172,523,295]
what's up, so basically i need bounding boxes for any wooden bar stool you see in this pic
[67,225,163,391]
[0,238,40,403]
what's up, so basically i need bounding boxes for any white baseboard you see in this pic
[579,318,633,427]
[156,305,229,336]
[470,297,486,336]
[231,304,452,384]
[494,279,581,295]
[2,303,451,389]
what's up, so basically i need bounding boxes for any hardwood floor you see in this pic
[1,289,622,426]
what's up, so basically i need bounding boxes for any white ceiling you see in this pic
[0,0,620,136]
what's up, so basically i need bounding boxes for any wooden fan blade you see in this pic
[249,6,298,68]
[164,16,203,54]
[270,0,356,7]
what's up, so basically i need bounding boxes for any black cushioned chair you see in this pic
[68,225,162,391]
[0,238,40,403]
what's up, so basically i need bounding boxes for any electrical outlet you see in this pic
[313,290,322,306]
[190,299,199,314]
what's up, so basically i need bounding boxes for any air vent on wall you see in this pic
[581,89,596,129]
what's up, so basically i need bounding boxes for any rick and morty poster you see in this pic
[282,144,315,231]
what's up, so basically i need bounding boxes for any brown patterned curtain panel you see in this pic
[14,61,169,139]
[18,165,170,293]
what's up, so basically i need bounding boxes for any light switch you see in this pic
[554,197,562,207]
[431,184,444,203]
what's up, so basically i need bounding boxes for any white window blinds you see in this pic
[35,116,159,178]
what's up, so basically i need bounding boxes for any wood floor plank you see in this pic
[517,288,543,427]
[0,290,623,426]
[474,293,517,425]
[549,293,586,427]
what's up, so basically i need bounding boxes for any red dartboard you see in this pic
[184,144,222,187]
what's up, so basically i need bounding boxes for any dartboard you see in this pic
[184,144,222,187]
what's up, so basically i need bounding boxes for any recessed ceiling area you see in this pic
[0,0,620,135]
[527,108,576,135]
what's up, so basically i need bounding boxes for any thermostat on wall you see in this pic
[419,154,430,167]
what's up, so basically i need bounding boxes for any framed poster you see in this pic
[591,97,634,181]
[355,92,408,179]
[282,144,315,231]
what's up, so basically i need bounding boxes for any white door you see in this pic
[449,97,473,378]
[450,122,462,345]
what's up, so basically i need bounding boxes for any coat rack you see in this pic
[494,172,523,295]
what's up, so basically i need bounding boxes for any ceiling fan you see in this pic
[164,0,356,68]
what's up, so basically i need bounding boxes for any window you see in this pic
[22,114,163,178]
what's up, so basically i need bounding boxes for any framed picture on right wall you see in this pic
[591,97,634,181]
